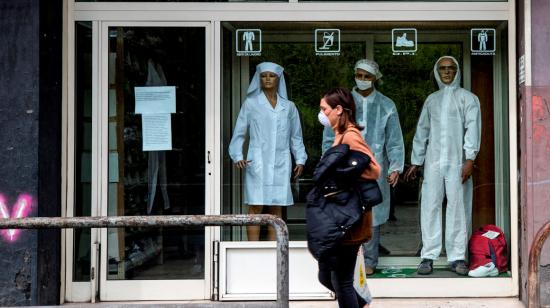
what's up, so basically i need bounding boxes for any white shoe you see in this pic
[468,262,499,277]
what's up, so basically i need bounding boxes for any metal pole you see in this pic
[528,220,550,308]
[0,214,289,308]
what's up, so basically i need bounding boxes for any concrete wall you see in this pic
[0,0,62,305]
[518,0,550,305]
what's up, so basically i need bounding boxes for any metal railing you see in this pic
[0,214,289,308]
[528,220,550,308]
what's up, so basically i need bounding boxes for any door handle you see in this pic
[207,151,211,164]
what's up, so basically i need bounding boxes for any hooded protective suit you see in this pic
[229,62,307,206]
[411,56,481,262]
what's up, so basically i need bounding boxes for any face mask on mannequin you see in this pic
[318,111,332,128]
[355,78,373,91]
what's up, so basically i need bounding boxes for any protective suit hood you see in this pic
[433,56,461,90]
[246,62,288,99]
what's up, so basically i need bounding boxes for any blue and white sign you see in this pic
[236,29,262,56]
[471,28,496,55]
[315,29,341,56]
[392,28,417,55]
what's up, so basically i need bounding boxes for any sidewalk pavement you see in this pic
[34,298,526,308]
[292,298,525,307]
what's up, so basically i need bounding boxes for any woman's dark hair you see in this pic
[323,87,364,133]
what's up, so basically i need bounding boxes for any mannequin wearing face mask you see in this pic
[322,59,405,276]
[355,79,373,91]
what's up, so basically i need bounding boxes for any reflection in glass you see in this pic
[107,27,205,280]
[74,21,93,282]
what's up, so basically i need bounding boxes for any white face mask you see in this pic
[318,111,332,128]
[355,78,372,91]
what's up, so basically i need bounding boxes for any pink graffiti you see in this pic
[0,194,33,242]
[532,95,546,120]
[533,124,546,142]
[532,96,550,153]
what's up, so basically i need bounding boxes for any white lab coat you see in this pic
[411,56,481,262]
[229,92,307,206]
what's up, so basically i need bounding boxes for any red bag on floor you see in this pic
[468,224,508,272]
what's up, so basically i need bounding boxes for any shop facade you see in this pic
[0,0,549,306]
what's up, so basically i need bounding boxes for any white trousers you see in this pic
[420,164,472,262]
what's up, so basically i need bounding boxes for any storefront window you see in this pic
[106,26,206,280]
[221,21,510,276]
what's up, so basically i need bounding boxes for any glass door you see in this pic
[98,22,213,301]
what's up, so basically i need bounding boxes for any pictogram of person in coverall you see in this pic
[404,56,481,276]
[229,62,307,241]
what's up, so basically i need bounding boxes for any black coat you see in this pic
[306,144,382,260]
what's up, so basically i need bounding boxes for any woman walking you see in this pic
[307,87,381,308]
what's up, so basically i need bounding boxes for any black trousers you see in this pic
[317,243,368,308]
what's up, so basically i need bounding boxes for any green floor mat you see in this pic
[368,267,512,278]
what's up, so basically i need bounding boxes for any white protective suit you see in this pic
[228,62,307,206]
[411,56,481,262]
[322,89,404,227]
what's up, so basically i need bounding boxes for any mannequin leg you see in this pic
[247,205,263,241]
[265,206,283,241]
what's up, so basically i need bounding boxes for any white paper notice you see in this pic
[482,230,500,239]
[135,86,176,114]
[142,114,172,151]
